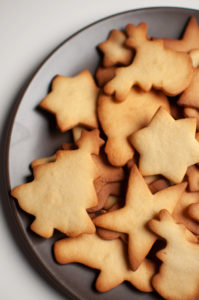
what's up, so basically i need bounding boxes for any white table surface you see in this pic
[1,0,199,299]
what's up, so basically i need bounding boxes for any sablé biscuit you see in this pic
[187,202,199,222]
[72,125,85,142]
[162,16,199,52]
[104,23,193,101]
[148,209,199,300]
[62,144,125,184]
[178,48,199,109]
[31,143,76,168]
[39,70,99,132]
[11,130,104,238]
[54,233,155,293]
[87,181,122,213]
[98,29,133,67]
[98,88,170,166]
[148,178,170,194]
[184,107,199,129]
[11,16,199,299]
[186,165,199,192]
[189,48,199,68]
[173,191,199,235]
[178,70,199,109]
[103,195,120,210]
[95,66,115,87]
[131,107,199,183]
[96,203,123,240]
[94,165,186,271]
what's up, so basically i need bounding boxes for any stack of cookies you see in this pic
[11,16,199,300]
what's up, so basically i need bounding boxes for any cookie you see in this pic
[72,125,86,142]
[187,202,199,222]
[131,107,199,183]
[184,107,199,129]
[98,29,133,67]
[96,203,123,240]
[148,209,199,300]
[31,154,56,168]
[187,165,199,192]
[54,233,155,292]
[95,66,115,87]
[94,165,186,270]
[11,130,104,238]
[39,70,99,132]
[104,23,193,101]
[189,48,199,67]
[62,144,125,184]
[178,70,199,109]
[88,181,122,213]
[31,143,76,168]
[148,178,170,194]
[103,195,120,210]
[173,191,199,235]
[162,16,199,52]
[178,48,199,109]
[98,87,170,166]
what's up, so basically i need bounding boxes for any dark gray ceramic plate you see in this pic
[3,6,199,300]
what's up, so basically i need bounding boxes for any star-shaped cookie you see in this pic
[148,209,199,300]
[39,70,99,132]
[94,165,186,270]
[11,130,104,238]
[54,233,155,293]
[162,16,199,52]
[98,29,133,67]
[130,107,199,183]
[98,87,170,167]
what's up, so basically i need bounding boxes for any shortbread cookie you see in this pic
[62,144,125,184]
[94,165,186,270]
[189,48,199,68]
[98,29,133,67]
[96,203,122,240]
[178,70,199,109]
[184,107,199,129]
[39,70,99,132]
[104,23,193,101]
[144,175,159,185]
[88,181,122,213]
[103,195,120,210]
[31,143,76,168]
[173,191,199,235]
[54,233,155,292]
[31,154,56,168]
[148,178,170,194]
[162,16,199,52]
[98,88,170,166]
[178,49,199,109]
[95,66,115,87]
[72,125,85,142]
[187,202,199,222]
[11,130,104,238]
[96,227,121,240]
[148,209,199,300]
[187,165,199,192]
[131,107,199,183]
